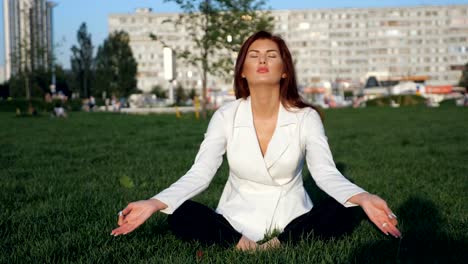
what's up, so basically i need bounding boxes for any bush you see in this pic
[439,98,457,107]
[366,94,426,107]
[0,98,45,112]
[0,98,85,113]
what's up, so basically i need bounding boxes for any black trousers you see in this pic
[168,197,358,248]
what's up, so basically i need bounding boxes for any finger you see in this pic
[387,224,402,238]
[380,210,398,226]
[381,205,399,225]
[111,224,134,236]
[122,206,132,216]
[378,223,389,236]
[388,217,398,226]
[382,204,398,220]
[117,212,125,226]
[111,226,124,236]
[381,220,401,238]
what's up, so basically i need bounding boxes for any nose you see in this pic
[259,54,266,64]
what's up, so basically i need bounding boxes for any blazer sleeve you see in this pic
[302,109,367,207]
[151,109,227,214]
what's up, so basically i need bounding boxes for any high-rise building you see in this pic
[0,65,5,84]
[3,0,56,80]
[109,5,468,93]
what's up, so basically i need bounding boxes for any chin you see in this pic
[249,79,282,86]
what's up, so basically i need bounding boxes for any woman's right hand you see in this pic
[111,199,168,236]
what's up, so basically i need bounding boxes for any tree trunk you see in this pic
[25,75,30,100]
[84,72,88,98]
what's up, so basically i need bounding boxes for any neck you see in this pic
[250,84,280,120]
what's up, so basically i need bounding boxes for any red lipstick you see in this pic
[257,67,269,73]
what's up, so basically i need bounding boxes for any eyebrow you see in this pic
[248,49,279,53]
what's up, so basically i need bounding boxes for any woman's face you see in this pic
[242,39,285,87]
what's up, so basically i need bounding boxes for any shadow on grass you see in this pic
[304,164,466,263]
[351,196,467,263]
[302,161,367,240]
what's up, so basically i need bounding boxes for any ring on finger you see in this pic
[382,222,389,227]
[118,211,123,217]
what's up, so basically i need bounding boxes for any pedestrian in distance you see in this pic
[112,31,401,250]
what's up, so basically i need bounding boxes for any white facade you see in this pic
[109,5,468,93]
[109,8,213,93]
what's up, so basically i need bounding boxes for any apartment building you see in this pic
[3,0,56,80]
[109,5,468,93]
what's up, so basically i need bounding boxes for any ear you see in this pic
[241,73,246,78]
[282,73,287,78]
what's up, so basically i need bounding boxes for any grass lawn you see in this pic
[0,105,467,263]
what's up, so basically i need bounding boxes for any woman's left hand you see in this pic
[349,193,402,238]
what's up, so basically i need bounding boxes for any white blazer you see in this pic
[153,97,366,241]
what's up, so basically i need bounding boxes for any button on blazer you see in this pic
[153,97,366,241]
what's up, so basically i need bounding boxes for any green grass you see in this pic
[1,105,467,263]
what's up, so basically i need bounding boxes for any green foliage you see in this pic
[9,69,48,98]
[8,65,71,99]
[9,73,34,98]
[344,91,354,98]
[0,98,44,112]
[167,0,273,75]
[0,107,466,262]
[7,34,52,99]
[439,98,458,107]
[158,0,274,116]
[119,175,135,189]
[366,94,426,107]
[458,62,468,88]
[175,84,187,105]
[95,31,138,98]
[151,85,167,99]
[0,98,83,113]
[163,0,273,78]
[71,22,94,98]
[0,82,9,98]
[188,88,197,100]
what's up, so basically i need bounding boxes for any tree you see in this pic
[95,31,138,98]
[175,84,187,105]
[459,62,468,88]
[151,85,167,99]
[8,38,50,99]
[156,0,273,118]
[188,88,197,100]
[70,23,94,98]
[0,82,9,99]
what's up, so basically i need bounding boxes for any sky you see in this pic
[1,0,468,69]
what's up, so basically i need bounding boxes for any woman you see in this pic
[111,31,401,250]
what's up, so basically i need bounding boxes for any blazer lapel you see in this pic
[232,98,269,179]
[232,97,298,179]
[233,98,252,128]
[264,103,297,169]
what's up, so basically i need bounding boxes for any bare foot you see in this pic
[236,235,258,251]
[259,237,281,250]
